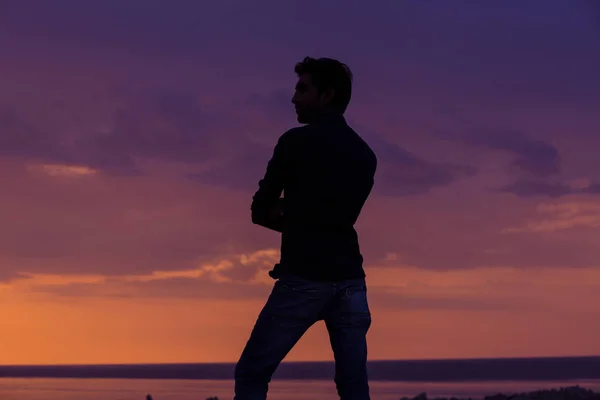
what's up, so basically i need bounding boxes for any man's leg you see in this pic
[234,276,331,400]
[323,279,371,400]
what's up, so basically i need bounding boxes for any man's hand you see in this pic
[263,197,284,232]
[250,130,290,233]
[252,198,285,233]
[270,198,285,219]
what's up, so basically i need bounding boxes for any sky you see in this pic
[1,0,600,365]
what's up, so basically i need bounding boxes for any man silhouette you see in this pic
[234,57,377,400]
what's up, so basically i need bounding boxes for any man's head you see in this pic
[291,57,353,124]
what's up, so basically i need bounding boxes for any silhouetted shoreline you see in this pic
[1,356,599,381]
[400,386,600,400]
[144,386,600,400]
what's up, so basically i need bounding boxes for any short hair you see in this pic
[294,56,353,114]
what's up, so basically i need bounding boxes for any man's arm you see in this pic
[254,197,285,233]
[251,133,290,233]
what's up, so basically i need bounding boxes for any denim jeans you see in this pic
[234,275,371,400]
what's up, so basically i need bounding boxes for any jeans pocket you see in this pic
[338,286,371,328]
[264,279,326,329]
[275,276,322,294]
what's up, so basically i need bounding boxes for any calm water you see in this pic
[1,378,600,400]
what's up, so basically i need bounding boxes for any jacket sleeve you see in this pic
[250,132,290,231]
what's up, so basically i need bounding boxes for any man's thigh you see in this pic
[327,279,371,323]
[237,276,332,368]
[323,279,371,352]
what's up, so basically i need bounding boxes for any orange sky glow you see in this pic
[1,0,600,365]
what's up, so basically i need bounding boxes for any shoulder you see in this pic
[280,126,308,141]
[365,142,377,166]
[347,127,378,167]
[276,126,310,149]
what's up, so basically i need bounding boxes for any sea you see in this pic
[0,357,599,400]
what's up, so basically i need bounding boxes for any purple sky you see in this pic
[1,0,600,364]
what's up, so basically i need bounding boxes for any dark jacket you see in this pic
[251,115,377,282]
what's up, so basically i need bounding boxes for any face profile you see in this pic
[290,57,352,125]
[292,73,335,124]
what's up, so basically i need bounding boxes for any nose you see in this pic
[291,92,299,104]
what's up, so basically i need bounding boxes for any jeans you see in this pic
[234,275,371,400]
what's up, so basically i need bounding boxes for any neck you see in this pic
[312,110,344,125]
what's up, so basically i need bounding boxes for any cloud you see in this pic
[444,128,562,178]
[498,179,573,198]
[73,87,248,174]
[187,140,274,192]
[31,276,528,311]
[498,179,600,198]
[192,86,479,196]
[502,200,600,233]
[28,276,271,301]
[1,89,212,175]
[355,189,600,270]
[369,290,526,312]
[0,270,27,283]
[217,248,280,282]
[0,163,278,279]
[18,263,599,315]
[2,83,256,179]
[376,157,476,197]
[3,0,597,198]
[1,0,598,285]
[14,248,280,300]
[581,183,600,194]
[4,0,599,106]
[445,128,600,199]
[191,120,478,196]
[365,265,600,314]
[358,128,477,196]
[477,131,561,178]
[0,109,76,164]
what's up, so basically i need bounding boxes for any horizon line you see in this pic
[2,354,599,368]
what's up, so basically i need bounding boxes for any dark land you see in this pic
[146,387,600,400]
[1,356,599,381]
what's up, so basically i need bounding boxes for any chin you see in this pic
[296,113,310,124]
